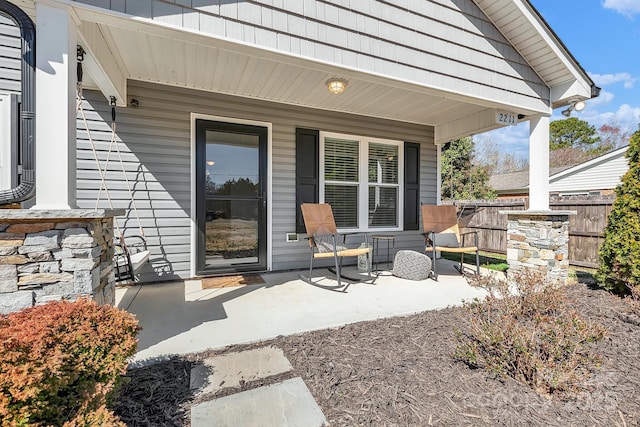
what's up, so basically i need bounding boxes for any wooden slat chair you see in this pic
[299,203,372,290]
[421,204,480,280]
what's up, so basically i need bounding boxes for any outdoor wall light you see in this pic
[326,78,348,94]
[207,161,215,166]
[561,100,586,117]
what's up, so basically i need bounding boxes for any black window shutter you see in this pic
[295,128,320,233]
[404,142,420,230]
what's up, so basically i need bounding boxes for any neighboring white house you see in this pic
[490,146,629,198]
[549,146,629,196]
[0,0,597,282]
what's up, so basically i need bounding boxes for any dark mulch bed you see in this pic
[115,282,640,426]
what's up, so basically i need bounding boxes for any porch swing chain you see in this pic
[75,46,145,243]
[76,46,120,238]
[106,96,146,240]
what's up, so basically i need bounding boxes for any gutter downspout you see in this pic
[0,1,35,204]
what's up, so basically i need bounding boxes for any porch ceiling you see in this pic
[72,6,529,132]
[105,25,487,126]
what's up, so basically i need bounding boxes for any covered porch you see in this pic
[29,0,594,280]
[0,0,597,311]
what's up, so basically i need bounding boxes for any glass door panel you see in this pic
[196,121,267,274]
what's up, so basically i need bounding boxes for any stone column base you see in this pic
[500,210,575,285]
[0,209,124,314]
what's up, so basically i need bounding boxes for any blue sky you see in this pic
[477,0,640,159]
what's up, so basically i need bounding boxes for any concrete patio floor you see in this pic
[116,259,489,363]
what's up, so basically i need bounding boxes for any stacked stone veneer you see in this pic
[0,209,123,314]
[503,211,574,285]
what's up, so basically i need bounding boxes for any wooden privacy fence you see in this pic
[452,196,615,268]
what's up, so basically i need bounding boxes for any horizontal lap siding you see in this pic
[77,81,435,280]
[549,155,629,193]
[72,0,548,105]
[77,87,192,282]
[0,16,20,94]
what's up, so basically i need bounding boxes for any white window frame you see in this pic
[319,131,404,232]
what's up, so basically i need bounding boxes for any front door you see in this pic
[196,120,268,275]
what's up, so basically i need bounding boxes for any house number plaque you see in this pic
[495,111,518,126]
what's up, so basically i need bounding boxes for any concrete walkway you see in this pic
[189,347,327,426]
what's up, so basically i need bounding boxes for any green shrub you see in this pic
[597,127,640,293]
[0,298,139,426]
[455,270,606,396]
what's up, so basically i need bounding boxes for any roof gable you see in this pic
[474,0,597,106]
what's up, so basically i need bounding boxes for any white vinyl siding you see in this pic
[0,15,20,94]
[0,15,20,190]
[76,80,435,282]
[549,153,629,193]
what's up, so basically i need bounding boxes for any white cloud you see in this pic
[587,89,615,106]
[579,103,640,133]
[589,72,636,89]
[602,0,640,17]
[475,122,530,159]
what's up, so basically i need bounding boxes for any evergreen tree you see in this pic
[549,117,600,150]
[597,126,640,293]
[441,137,496,200]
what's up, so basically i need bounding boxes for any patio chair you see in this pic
[421,204,479,280]
[299,203,372,291]
[114,235,151,283]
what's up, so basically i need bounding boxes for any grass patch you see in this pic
[441,251,509,272]
[568,267,598,285]
[441,254,600,282]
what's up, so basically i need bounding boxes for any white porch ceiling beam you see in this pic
[76,21,127,107]
[434,109,504,145]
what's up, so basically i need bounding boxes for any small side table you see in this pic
[371,235,396,272]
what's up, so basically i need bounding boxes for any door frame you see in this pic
[190,113,272,277]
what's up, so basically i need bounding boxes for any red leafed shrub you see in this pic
[0,298,139,426]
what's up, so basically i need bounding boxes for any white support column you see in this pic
[528,115,550,211]
[33,2,77,209]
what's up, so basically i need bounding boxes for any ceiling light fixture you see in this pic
[561,100,586,117]
[326,78,348,95]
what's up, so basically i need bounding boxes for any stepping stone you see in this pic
[191,377,327,427]
[190,346,293,395]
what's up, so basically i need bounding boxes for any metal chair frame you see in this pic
[299,203,373,291]
[114,235,151,283]
[421,205,480,280]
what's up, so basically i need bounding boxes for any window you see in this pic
[320,132,403,231]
